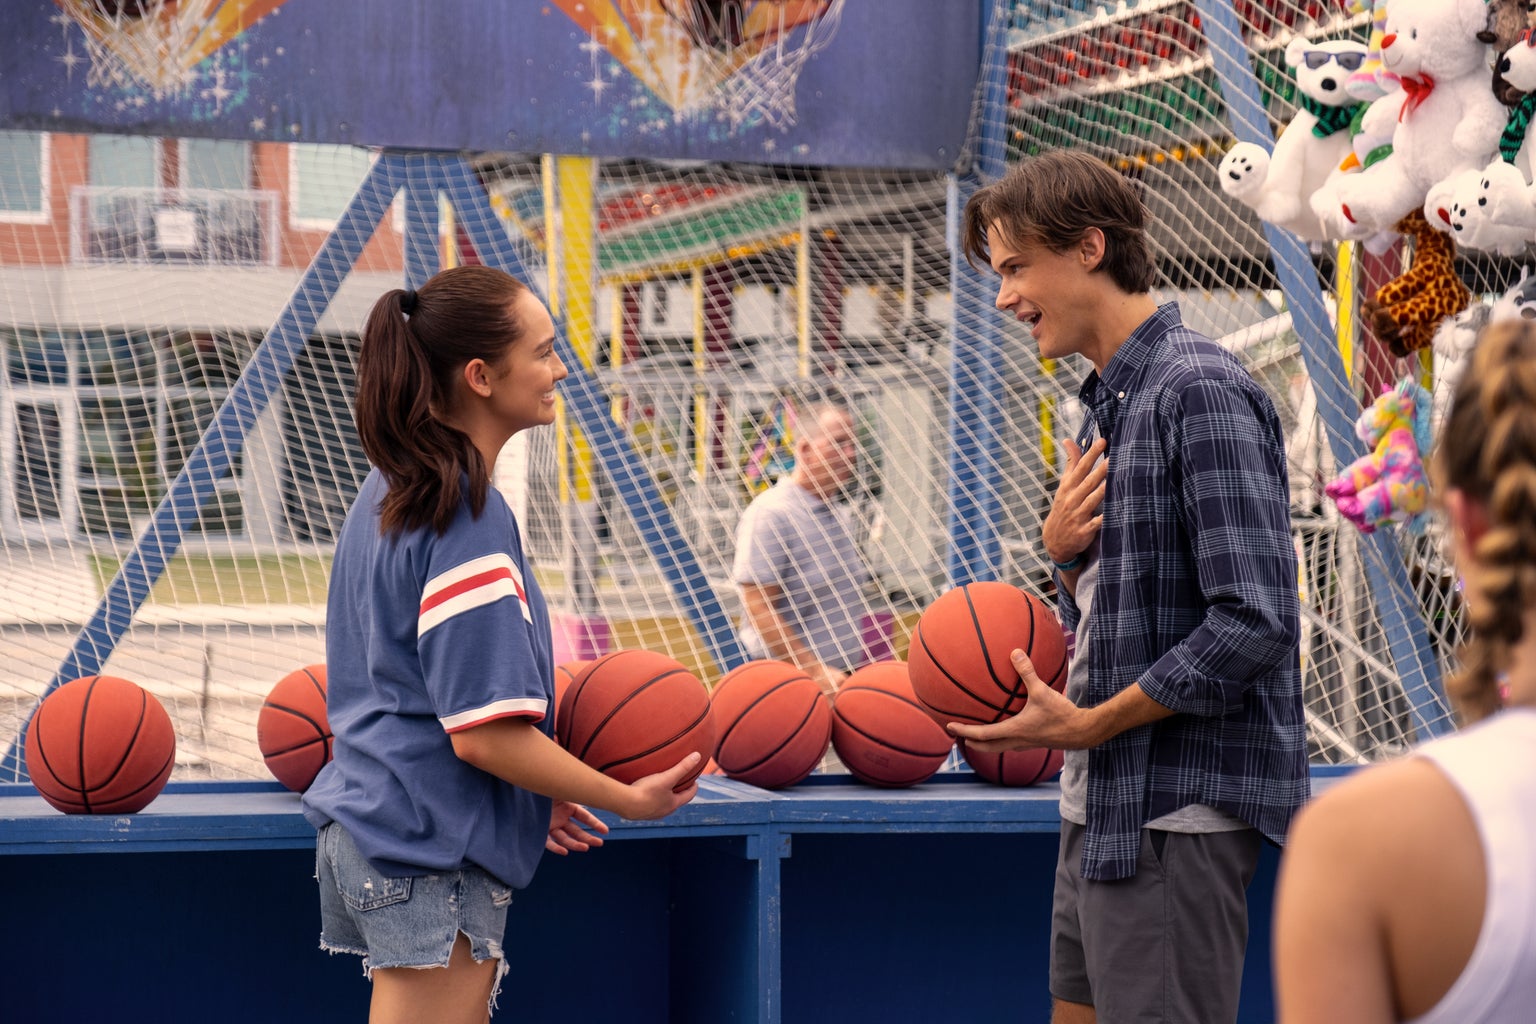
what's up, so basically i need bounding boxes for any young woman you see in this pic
[302,266,699,1024]
[1273,318,1536,1023]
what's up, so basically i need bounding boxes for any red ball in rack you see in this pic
[710,660,831,789]
[257,664,332,793]
[551,660,590,727]
[831,664,953,788]
[906,581,1069,728]
[556,649,715,790]
[24,675,176,814]
[962,744,1064,787]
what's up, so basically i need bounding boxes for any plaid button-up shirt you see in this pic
[1057,303,1309,881]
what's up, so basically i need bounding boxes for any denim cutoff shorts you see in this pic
[315,821,513,995]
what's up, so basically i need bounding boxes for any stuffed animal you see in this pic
[1217,37,1366,239]
[1324,379,1434,534]
[1361,209,1472,357]
[1480,0,1536,108]
[1437,160,1536,255]
[1431,298,1489,361]
[1429,25,1536,254]
[1345,0,1398,103]
[1491,262,1536,323]
[1432,267,1536,394]
[1312,0,1506,242]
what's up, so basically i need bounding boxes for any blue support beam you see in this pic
[1193,0,1449,735]
[945,0,1013,587]
[2,157,408,781]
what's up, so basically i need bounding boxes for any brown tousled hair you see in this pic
[354,265,532,536]
[961,149,1156,295]
[1435,318,1536,721]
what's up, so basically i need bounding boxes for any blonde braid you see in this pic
[1438,320,1536,721]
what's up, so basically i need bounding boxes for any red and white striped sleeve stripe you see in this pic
[440,696,547,733]
[418,553,532,638]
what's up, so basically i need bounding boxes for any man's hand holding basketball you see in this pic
[947,648,1094,752]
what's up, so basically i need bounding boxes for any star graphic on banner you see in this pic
[56,42,82,79]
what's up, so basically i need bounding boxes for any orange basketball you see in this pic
[556,649,715,789]
[831,664,953,787]
[962,743,1064,787]
[257,664,332,793]
[551,660,590,727]
[24,675,176,814]
[906,582,1068,727]
[711,660,831,789]
[841,660,918,698]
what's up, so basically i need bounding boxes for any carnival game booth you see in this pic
[0,0,1481,1019]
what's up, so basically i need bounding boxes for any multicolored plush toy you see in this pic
[1325,379,1434,534]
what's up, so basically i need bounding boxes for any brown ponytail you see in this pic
[354,266,531,536]
[1435,318,1536,721]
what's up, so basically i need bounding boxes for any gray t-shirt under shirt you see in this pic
[732,478,870,669]
[1058,550,1247,833]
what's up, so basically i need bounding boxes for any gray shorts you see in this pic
[1049,821,1261,1023]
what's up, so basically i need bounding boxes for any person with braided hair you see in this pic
[1273,318,1536,1023]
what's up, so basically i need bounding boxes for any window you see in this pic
[88,134,159,188]
[289,143,374,229]
[181,138,251,189]
[0,131,49,224]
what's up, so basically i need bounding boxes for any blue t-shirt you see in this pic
[303,469,554,889]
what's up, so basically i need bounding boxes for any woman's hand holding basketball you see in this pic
[546,800,609,856]
[947,648,1091,752]
[620,752,702,820]
[1043,437,1107,566]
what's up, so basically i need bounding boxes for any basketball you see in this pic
[23,675,176,814]
[831,664,953,788]
[906,581,1069,727]
[257,664,332,793]
[711,659,831,789]
[962,743,1064,787]
[839,659,917,698]
[551,660,590,726]
[556,649,715,789]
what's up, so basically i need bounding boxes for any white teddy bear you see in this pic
[1435,161,1536,255]
[1217,36,1365,240]
[1433,31,1536,255]
[1311,0,1506,243]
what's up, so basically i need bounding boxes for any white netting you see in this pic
[53,1,224,97]
[0,0,1487,785]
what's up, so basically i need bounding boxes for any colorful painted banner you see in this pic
[5,0,980,169]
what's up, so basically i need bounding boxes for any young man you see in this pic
[950,149,1308,1024]
[732,401,870,696]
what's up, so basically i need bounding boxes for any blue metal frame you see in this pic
[2,157,405,780]
[1194,0,1448,736]
[3,152,745,782]
[945,0,1013,587]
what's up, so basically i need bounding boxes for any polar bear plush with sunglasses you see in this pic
[1313,0,1506,242]
[1217,36,1367,240]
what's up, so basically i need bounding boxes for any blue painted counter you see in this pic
[0,772,1338,1023]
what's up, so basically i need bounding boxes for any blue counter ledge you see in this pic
[0,766,1351,854]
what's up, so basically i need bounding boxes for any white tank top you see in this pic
[1407,708,1536,1024]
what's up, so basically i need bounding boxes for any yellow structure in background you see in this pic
[547,154,600,505]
